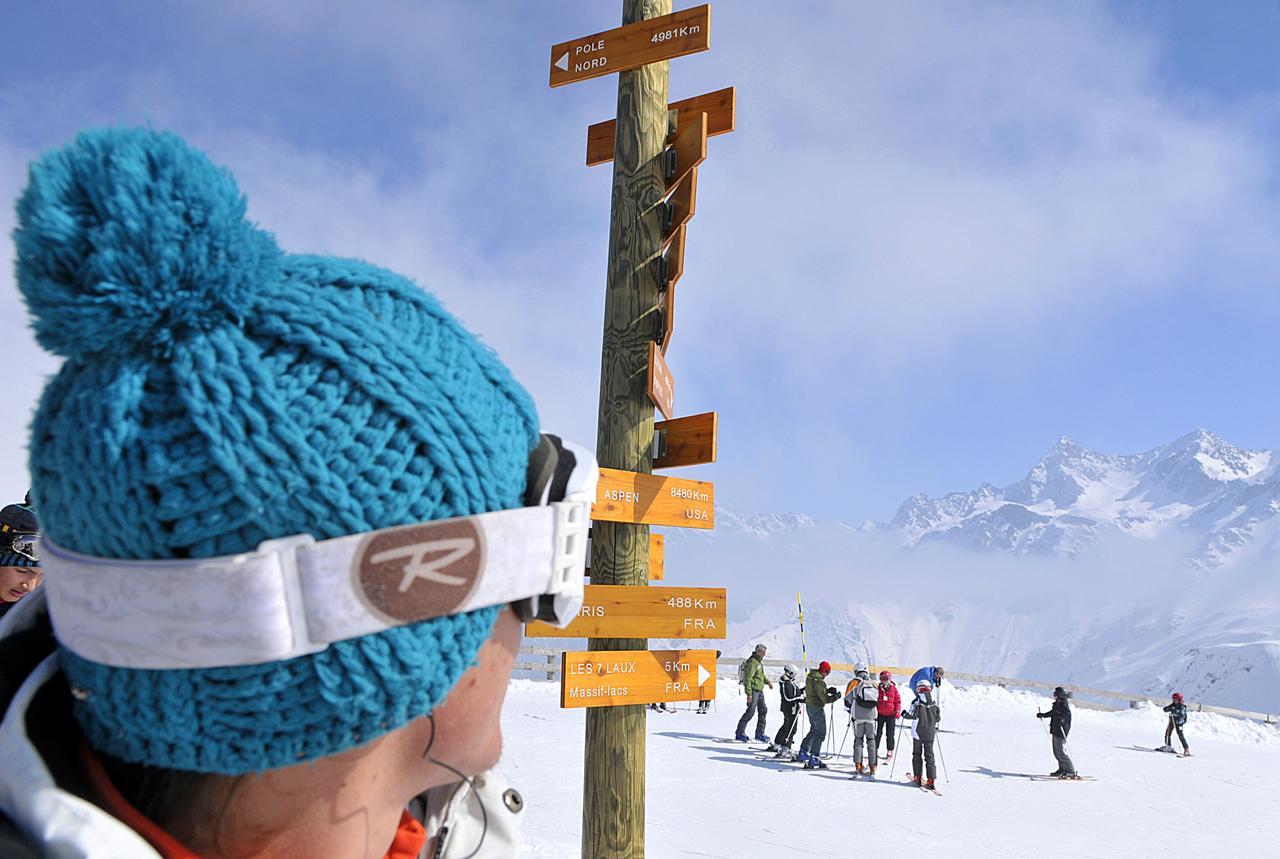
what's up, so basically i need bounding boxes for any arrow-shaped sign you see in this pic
[697,664,710,687]
[555,52,569,71]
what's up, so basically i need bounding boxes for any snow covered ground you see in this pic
[500,677,1280,857]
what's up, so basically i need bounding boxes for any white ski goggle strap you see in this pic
[42,437,596,671]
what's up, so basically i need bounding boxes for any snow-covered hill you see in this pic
[503,678,1280,857]
[654,430,1280,712]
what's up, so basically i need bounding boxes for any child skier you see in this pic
[875,670,901,762]
[1036,686,1080,779]
[769,664,805,756]
[845,663,880,778]
[901,677,941,791]
[797,661,840,769]
[1159,692,1191,756]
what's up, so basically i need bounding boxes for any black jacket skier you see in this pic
[770,665,805,753]
[1038,695,1072,738]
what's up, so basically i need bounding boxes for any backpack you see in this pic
[737,657,751,688]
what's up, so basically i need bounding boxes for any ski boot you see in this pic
[867,768,877,780]
[775,746,794,760]
[1058,772,1081,780]
[765,742,780,753]
[1182,747,1192,757]
[754,733,769,743]
[1156,744,1175,753]
[855,762,865,775]
[804,757,828,770]
[1048,769,1063,777]
[795,750,811,764]
[924,778,937,791]
[734,732,749,742]
[907,774,920,785]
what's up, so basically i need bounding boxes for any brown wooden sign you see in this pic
[647,341,675,420]
[549,5,711,88]
[561,648,717,708]
[526,584,726,639]
[654,411,718,469]
[586,87,736,167]
[664,223,686,289]
[661,170,697,254]
[592,468,714,529]
[667,111,707,191]
[649,532,665,580]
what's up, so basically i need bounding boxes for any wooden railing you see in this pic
[515,645,1279,726]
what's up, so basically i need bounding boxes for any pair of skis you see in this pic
[1130,745,1192,758]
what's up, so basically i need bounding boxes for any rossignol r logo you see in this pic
[355,519,484,623]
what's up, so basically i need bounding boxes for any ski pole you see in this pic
[836,718,851,759]
[888,719,906,778]
[935,732,950,783]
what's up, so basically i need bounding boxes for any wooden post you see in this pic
[583,1,670,856]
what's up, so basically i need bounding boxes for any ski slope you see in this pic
[500,678,1280,857]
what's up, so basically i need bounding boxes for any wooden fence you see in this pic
[515,646,1278,726]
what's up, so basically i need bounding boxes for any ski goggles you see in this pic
[42,434,596,671]
[6,532,39,563]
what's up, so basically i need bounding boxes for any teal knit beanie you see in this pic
[13,128,540,774]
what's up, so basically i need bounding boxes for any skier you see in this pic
[768,664,805,756]
[0,127,595,858]
[901,677,941,791]
[696,650,722,714]
[845,663,880,778]
[1036,686,1080,779]
[797,661,840,769]
[1158,692,1191,756]
[734,643,774,742]
[909,665,945,696]
[875,670,901,762]
[0,494,41,621]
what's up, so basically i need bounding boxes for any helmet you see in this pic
[1172,692,1184,703]
[818,661,832,675]
[854,661,868,673]
[783,664,798,679]
[1053,686,1069,699]
[879,670,892,682]
[916,678,933,691]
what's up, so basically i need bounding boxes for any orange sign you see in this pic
[667,111,707,191]
[550,5,711,88]
[560,648,717,708]
[654,411,717,469]
[649,532,665,580]
[526,585,726,639]
[593,468,714,530]
[587,87,736,167]
[661,170,697,254]
[647,341,675,420]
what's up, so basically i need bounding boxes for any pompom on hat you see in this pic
[14,128,540,774]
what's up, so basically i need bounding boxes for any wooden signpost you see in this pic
[586,86,736,167]
[526,584,726,639]
[654,411,717,469]
[661,169,697,253]
[649,532,665,580]
[592,466,714,529]
[549,5,710,88]
[646,341,675,420]
[561,648,718,708]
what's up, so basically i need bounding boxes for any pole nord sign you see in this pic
[549,5,711,88]
[560,648,718,708]
[525,584,726,639]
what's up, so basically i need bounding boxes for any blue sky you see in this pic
[3,1,1279,522]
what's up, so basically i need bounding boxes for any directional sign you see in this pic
[649,532,665,580]
[549,5,711,88]
[647,341,675,420]
[661,170,697,254]
[593,467,714,529]
[663,223,686,290]
[560,648,717,708]
[586,87,736,167]
[666,111,707,192]
[659,277,676,354]
[654,411,717,470]
[525,585,726,639]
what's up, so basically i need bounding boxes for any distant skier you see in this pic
[901,677,941,790]
[909,665,945,697]
[1036,686,1079,779]
[797,661,840,769]
[697,649,722,714]
[875,670,901,762]
[1158,692,1191,756]
[845,663,880,777]
[769,664,805,756]
[734,643,774,742]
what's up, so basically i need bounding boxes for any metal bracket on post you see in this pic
[653,255,670,290]
[662,147,678,182]
[652,429,668,463]
[667,108,679,139]
[661,201,674,235]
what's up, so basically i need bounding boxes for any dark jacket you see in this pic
[902,690,940,741]
[778,677,804,713]
[1038,698,1072,737]
[1163,701,1188,727]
